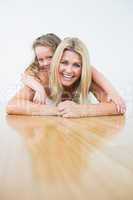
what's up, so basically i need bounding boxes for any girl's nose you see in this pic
[43,60,49,66]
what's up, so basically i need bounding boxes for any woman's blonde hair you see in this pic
[50,37,92,104]
[25,33,61,78]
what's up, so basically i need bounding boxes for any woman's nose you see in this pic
[65,64,72,73]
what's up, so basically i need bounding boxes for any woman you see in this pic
[6,36,126,117]
[22,33,125,112]
[47,37,124,117]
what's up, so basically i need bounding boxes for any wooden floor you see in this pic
[0,110,133,200]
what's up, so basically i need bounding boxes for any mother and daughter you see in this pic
[6,33,126,117]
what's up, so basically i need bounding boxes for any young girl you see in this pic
[22,33,126,113]
[21,33,61,105]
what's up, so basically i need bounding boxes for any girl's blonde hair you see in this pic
[50,37,92,104]
[25,33,61,78]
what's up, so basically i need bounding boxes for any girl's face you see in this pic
[59,50,82,89]
[35,46,53,71]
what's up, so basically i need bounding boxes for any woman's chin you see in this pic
[61,80,73,88]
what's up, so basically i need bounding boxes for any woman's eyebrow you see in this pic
[61,59,68,61]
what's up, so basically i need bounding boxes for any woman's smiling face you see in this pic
[58,50,82,89]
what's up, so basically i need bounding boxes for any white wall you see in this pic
[0,0,133,109]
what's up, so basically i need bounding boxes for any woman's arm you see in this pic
[57,100,121,118]
[79,102,120,117]
[92,66,126,113]
[6,86,58,116]
[57,83,125,118]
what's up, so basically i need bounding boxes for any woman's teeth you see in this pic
[63,74,73,80]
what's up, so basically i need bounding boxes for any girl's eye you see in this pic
[38,58,43,62]
[47,56,52,60]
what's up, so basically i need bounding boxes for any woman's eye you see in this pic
[73,63,81,68]
[61,61,68,65]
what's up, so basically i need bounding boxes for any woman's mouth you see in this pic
[62,73,73,80]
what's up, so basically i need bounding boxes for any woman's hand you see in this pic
[57,101,86,118]
[107,92,126,114]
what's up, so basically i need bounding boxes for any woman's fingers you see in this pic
[57,109,66,116]
[57,103,66,111]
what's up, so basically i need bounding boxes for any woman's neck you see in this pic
[63,81,79,93]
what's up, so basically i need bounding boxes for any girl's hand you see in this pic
[21,73,48,104]
[33,90,46,104]
[57,101,85,118]
[107,93,126,114]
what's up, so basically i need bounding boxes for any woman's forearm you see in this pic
[6,99,58,116]
[81,102,123,117]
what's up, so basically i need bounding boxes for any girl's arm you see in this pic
[21,73,47,104]
[90,81,108,103]
[92,66,126,113]
[21,73,44,93]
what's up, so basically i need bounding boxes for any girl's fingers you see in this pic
[34,100,39,104]
[107,95,126,114]
[121,105,126,114]
[33,97,36,103]
[33,93,45,104]
[107,96,112,102]
[33,97,40,104]
[116,103,126,114]
[116,104,120,113]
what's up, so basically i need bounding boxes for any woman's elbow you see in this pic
[6,100,18,115]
